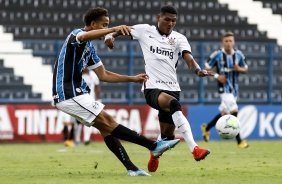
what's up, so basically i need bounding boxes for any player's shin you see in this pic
[172,111,197,152]
[111,124,156,150]
[169,99,197,152]
[104,135,138,171]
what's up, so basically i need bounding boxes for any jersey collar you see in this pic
[156,26,171,37]
[221,48,234,55]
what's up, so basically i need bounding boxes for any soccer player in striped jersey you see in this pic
[105,5,212,172]
[201,32,249,148]
[52,7,180,176]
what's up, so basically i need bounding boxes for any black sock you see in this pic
[235,133,242,144]
[206,113,222,131]
[111,125,156,150]
[231,112,242,144]
[104,135,138,171]
[69,124,74,140]
[161,134,175,140]
[63,126,68,141]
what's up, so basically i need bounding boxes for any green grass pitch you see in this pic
[0,140,282,184]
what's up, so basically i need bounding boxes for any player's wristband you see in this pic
[104,33,113,42]
[195,68,200,75]
[214,73,219,79]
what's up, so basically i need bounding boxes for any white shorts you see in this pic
[56,94,104,127]
[60,111,76,124]
[219,93,238,114]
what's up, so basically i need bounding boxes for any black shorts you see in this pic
[144,89,180,124]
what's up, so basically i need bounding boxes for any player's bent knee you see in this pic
[93,111,118,133]
[169,99,182,114]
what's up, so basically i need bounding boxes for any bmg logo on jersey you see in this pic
[150,46,174,59]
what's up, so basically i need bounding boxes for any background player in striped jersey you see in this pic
[52,7,180,176]
[105,5,213,172]
[201,32,249,148]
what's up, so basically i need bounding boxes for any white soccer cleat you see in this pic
[151,139,180,157]
[127,168,151,176]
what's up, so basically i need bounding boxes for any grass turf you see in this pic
[0,140,282,184]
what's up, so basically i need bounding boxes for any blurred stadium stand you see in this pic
[255,0,282,15]
[0,0,281,104]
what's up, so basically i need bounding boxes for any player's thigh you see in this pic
[56,94,104,127]
[144,89,163,110]
[219,93,238,114]
[158,90,180,111]
[144,89,180,112]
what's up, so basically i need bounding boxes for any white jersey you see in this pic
[82,70,100,98]
[131,24,192,91]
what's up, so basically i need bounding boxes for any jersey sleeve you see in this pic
[130,24,150,40]
[205,50,220,69]
[87,45,103,70]
[70,29,85,44]
[87,57,102,70]
[237,50,248,68]
[178,35,192,58]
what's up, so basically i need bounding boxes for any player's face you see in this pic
[222,36,235,52]
[157,13,177,34]
[91,16,110,39]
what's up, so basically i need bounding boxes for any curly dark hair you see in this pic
[160,5,178,15]
[83,7,108,26]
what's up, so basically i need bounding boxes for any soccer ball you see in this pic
[216,115,240,139]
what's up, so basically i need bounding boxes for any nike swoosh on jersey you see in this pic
[149,35,156,38]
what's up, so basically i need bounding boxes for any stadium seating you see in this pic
[0,59,42,102]
[0,0,280,104]
[254,0,282,15]
[0,0,275,42]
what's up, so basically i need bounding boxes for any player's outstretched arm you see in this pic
[77,25,131,42]
[183,53,213,77]
[93,65,148,83]
[205,68,227,84]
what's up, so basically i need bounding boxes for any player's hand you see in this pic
[217,75,227,84]
[113,25,131,35]
[197,70,214,77]
[105,36,115,50]
[133,74,149,83]
[233,64,241,72]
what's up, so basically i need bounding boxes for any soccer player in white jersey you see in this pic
[75,68,101,145]
[201,32,249,148]
[52,7,181,176]
[105,5,213,172]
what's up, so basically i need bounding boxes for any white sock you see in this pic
[172,111,198,152]
[83,126,92,142]
[75,124,82,143]
[157,134,162,141]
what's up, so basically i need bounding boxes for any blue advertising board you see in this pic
[187,105,282,140]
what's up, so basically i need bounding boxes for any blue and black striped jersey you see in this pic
[205,48,248,96]
[52,29,102,103]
